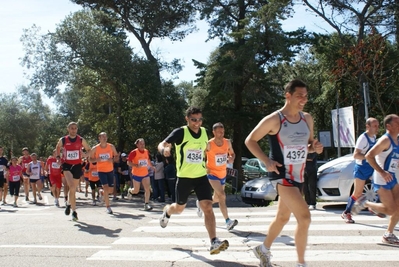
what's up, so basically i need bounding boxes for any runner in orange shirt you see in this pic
[205,122,237,231]
[127,138,154,211]
[85,159,101,206]
[89,132,118,214]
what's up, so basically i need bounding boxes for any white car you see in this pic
[317,154,377,202]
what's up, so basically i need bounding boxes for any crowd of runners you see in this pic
[1,79,398,267]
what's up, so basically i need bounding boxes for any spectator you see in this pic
[164,157,176,202]
[303,152,318,210]
[153,154,165,202]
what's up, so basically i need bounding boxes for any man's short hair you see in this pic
[284,79,308,94]
[212,122,224,130]
[185,106,202,117]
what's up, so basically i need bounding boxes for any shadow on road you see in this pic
[74,221,122,237]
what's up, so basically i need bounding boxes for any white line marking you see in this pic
[1,245,111,249]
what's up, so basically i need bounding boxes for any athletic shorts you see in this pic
[132,175,148,182]
[373,178,398,191]
[175,175,212,205]
[98,171,114,187]
[207,174,226,185]
[30,179,40,183]
[62,163,82,179]
[50,175,62,189]
[274,178,303,193]
[0,175,4,188]
[22,172,30,179]
[121,175,130,184]
[89,180,102,190]
[353,164,374,181]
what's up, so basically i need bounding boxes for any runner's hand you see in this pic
[264,158,282,175]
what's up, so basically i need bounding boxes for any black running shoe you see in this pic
[72,211,78,221]
[65,204,71,216]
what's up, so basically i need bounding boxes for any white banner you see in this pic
[331,106,355,147]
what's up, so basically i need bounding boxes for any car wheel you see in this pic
[251,201,272,207]
[363,182,377,202]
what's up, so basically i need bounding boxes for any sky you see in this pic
[0,1,330,101]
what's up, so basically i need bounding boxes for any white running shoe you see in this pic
[144,203,153,211]
[196,200,203,218]
[159,205,170,228]
[351,195,367,215]
[226,219,238,231]
[210,238,229,255]
[253,244,272,267]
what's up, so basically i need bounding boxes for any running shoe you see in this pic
[210,238,229,255]
[341,211,355,223]
[2,200,7,205]
[351,195,367,215]
[226,219,238,231]
[92,200,96,206]
[296,263,308,267]
[308,205,316,210]
[368,207,386,218]
[98,190,104,203]
[196,199,203,218]
[159,205,170,228]
[65,204,71,216]
[25,196,29,202]
[253,244,272,267]
[32,199,37,204]
[382,233,399,245]
[37,192,42,200]
[13,202,18,208]
[72,211,78,221]
[106,207,113,214]
[85,192,88,197]
[144,203,153,211]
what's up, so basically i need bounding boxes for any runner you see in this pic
[19,147,32,202]
[158,106,229,255]
[205,122,238,231]
[56,122,91,221]
[8,157,22,207]
[0,146,8,206]
[341,117,379,223]
[45,150,62,207]
[352,114,399,245]
[26,153,43,204]
[245,79,323,267]
[127,138,154,211]
[85,159,101,206]
[89,132,118,214]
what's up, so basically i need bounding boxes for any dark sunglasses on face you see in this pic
[189,117,204,122]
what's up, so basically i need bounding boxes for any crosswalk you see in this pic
[86,206,399,266]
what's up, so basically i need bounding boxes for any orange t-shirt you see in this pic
[87,162,99,182]
[206,138,229,179]
[95,143,114,172]
[128,149,150,177]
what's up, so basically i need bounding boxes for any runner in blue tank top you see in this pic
[352,114,399,245]
[245,79,323,267]
[341,117,380,223]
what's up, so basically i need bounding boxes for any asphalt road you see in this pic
[1,188,398,267]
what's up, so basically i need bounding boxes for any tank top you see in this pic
[373,133,399,185]
[21,156,32,173]
[95,143,114,172]
[129,149,150,177]
[268,111,310,183]
[48,158,61,177]
[9,165,22,182]
[88,162,99,182]
[62,135,83,165]
[175,126,208,178]
[206,138,229,178]
[29,161,41,180]
[355,132,377,166]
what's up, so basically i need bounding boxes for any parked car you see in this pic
[317,154,377,202]
[243,158,268,180]
[240,176,278,207]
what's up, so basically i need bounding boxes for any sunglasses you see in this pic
[189,117,204,122]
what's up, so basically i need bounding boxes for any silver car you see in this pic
[317,154,377,202]
[240,176,278,207]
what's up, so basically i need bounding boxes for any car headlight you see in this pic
[259,182,271,192]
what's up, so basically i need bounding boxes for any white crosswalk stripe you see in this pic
[86,206,399,265]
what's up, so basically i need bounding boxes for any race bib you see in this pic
[91,171,98,177]
[122,170,129,175]
[138,159,148,167]
[66,150,79,160]
[99,153,110,161]
[388,158,399,173]
[12,175,20,181]
[24,163,29,168]
[215,153,227,166]
[51,162,60,169]
[283,145,307,164]
[186,149,203,164]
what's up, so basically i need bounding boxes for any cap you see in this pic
[22,147,29,151]
[121,153,127,157]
